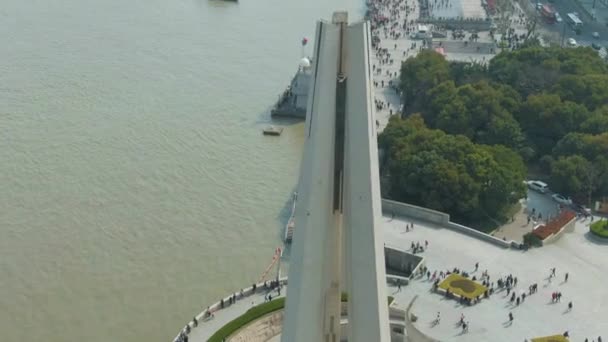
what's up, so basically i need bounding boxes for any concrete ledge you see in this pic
[404,295,441,342]
[173,277,289,342]
[382,199,449,226]
[382,199,514,249]
[446,222,510,248]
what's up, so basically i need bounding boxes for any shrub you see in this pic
[207,298,285,342]
[590,220,608,238]
[208,294,395,341]
[523,232,543,247]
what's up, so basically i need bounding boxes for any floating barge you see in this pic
[263,126,283,136]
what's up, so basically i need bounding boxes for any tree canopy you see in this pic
[381,116,526,225]
[390,45,608,223]
[423,80,524,148]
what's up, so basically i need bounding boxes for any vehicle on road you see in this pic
[593,31,600,38]
[566,13,583,28]
[555,12,563,22]
[527,180,549,193]
[552,194,572,205]
[592,42,601,50]
[574,203,592,215]
[536,2,543,10]
[567,38,578,46]
[541,4,557,24]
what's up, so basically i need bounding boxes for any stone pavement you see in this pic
[383,214,608,341]
[369,0,502,132]
[187,212,607,342]
[185,288,286,342]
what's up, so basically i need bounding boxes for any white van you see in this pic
[527,180,549,193]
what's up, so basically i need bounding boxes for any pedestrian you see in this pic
[568,301,573,311]
[475,262,479,271]
[193,316,198,327]
[565,273,569,282]
[509,312,513,322]
[397,281,402,292]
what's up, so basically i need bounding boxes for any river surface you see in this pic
[0,1,363,341]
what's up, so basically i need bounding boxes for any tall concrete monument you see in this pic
[282,12,390,342]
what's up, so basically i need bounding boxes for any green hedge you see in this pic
[523,232,543,247]
[208,294,395,341]
[590,220,608,238]
[207,298,285,342]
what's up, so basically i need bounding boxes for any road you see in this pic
[534,0,608,48]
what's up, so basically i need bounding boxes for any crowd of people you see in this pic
[409,261,600,339]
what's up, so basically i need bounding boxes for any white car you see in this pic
[552,194,572,205]
[593,31,600,39]
[555,13,562,22]
[527,180,549,193]
[567,38,578,47]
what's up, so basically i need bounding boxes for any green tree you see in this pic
[381,117,527,225]
[517,94,590,157]
[553,74,608,111]
[552,132,608,200]
[448,61,489,85]
[580,106,608,134]
[399,50,450,113]
[424,81,524,148]
[480,145,527,218]
[550,155,591,197]
[489,46,608,97]
[553,132,608,161]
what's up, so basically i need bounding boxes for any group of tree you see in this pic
[382,45,608,226]
[379,115,526,226]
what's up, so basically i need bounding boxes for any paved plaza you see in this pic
[186,212,607,342]
[369,0,501,132]
[384,214,608,341]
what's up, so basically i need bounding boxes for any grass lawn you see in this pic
[438,273,487,300]
[208,295,395,341]
[531,334,569,342]
[207,298,285,342]
[590,220,608,238]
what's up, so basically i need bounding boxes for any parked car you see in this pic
[593,31,600,38]
[567,38,578,47]
[555,13,563,22]
[536,2,543,10]
[552,194,572,205]
[592,42,601,50]
[527,180,549,193]
[574,203,592,215]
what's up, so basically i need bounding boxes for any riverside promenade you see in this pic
[181,212,607,342]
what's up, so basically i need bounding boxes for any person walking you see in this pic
[565,273,569,282]
[568,301,573,311]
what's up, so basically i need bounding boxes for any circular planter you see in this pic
[590,220,608,239]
